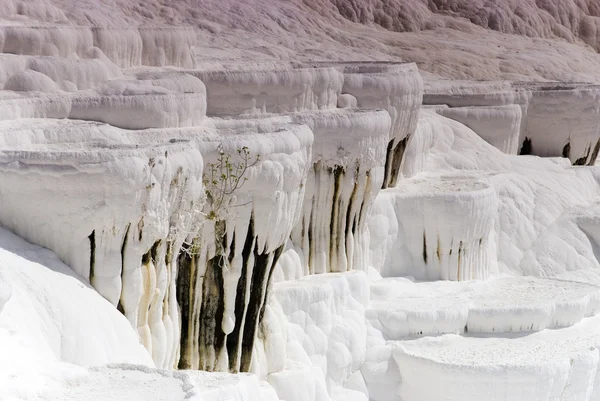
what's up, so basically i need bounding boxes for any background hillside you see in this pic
[3,0,600,81]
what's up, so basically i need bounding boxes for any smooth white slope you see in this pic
[39,364,280,401]
[0,226,153,399]
[0,225,285,401]
[371,110,600,280]
[0,226,153,366]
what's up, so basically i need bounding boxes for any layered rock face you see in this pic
[295,62,423,187]
[424,81,600,165]
[0,119,207,369]
[0,26,414,376]
[0,26,196,68]
[175,120,313,373]
[288,109,389,276]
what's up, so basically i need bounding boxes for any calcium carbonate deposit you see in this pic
[5,1,600,401]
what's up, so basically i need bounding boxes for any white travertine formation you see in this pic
[392,315,600,401]
[7,2,600,401]
[0,53,122,91]
[0,226,154,367]
[288,109,389,276]
[0,26,196,68]
[189,68,344,116]
[423,84,532,151]
[0,119,207,369]
[369,175,497,280]
[368,276,600,339]
[298,62,423,187]
[0,73,207,129]
[436,105,522,154]
[399,109,510,179]
[272,271,369,401]
[4,68,62,92]
[339,63,423,187]
[520,83,600,165]
[175,119,313,374]
[0,116,315,373]
[424,82,600,164]
[70,75,207,129]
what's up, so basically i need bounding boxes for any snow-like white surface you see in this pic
[0,226,154,400]
[0,219,283,401]
[436,105,522,154]
[0,226,153,367]
[368,276,600,339]
[271,271,369,401]
[4,361,281,401]
[369,174,498,280]
[392,314,600,401]
[35,364,279,401]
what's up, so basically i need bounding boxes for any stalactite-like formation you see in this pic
[296,62,424,188]
[174,122,311,372]
[289,109,389,275]
[0,60,421,374]
[177,216,294,372]
[293,162,379,274]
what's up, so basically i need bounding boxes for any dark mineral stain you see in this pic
[88,230,96,282]
[520,137,532,155]
[588,138,600,166]
[117,224,131,315]
[562,142,571,159]
[422,231,427,264]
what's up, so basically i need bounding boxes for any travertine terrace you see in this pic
[5,2,600,401]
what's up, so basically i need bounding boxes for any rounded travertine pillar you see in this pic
[370,175,498,281]
[341,63,423,187]
[176,118,313,373]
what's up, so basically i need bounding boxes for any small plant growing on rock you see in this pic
[174,145,260,259]
[204,145,260,221]
[204,145,260,260]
